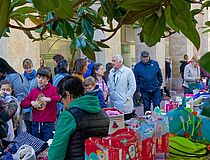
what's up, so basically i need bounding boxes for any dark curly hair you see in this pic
[57,59,68,73]
[57,76,84,99]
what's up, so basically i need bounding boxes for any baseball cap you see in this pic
[141,51,149,57]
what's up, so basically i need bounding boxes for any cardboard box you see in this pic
[103,108,125,134]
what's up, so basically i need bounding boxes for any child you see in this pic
[0,80,18,144]
[84,77,107,108]
[21,67,60,142]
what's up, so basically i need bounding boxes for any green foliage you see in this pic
[141,13,166,46]
[0,0,209,64]
[0,0,10,37]
[199,52,210,73]
[169,0,200,49]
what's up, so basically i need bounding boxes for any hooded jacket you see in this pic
[20,83,60,122]
[48,95,109,160]
[85,85,107,108]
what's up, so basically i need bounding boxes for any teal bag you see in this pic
[167,104,210,144]
[189,82,199,93]
[169,136,210,160]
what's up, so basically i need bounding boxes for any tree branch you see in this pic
[162,31,176,38]
[8,17,60,31]
[184,0,204,4]
[100,11,129,42]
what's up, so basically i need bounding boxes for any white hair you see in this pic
[113,55,123,64]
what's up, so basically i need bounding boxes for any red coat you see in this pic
[21,83,60,122]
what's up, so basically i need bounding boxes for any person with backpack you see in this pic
[48,76,109,160]
[53,59,70,117]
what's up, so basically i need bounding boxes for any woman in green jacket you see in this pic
[48,76,109,160]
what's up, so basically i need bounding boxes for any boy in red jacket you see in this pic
[21,67,60,142]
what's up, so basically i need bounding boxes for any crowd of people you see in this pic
[0,51,209,159]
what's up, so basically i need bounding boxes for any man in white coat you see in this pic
[108,55,136,120]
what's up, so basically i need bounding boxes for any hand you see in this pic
[39,97,51,103]
[31,101,39,108]
[0,91,4,96]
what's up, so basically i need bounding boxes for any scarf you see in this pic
[24,69,36,80]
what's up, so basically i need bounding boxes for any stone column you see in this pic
[169,33,188,90]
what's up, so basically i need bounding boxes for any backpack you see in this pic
[169,136,210,160]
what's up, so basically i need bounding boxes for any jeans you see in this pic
[32,122,55,142]
[24,120,32,134]
[141,88,161,113]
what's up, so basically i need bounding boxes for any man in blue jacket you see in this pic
[134,51,163,113]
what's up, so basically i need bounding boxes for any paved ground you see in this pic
[135,89,183,116]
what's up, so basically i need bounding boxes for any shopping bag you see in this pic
[85,137,109,160]
[136,119,156,160]
[189,82,199,93]
[103,128,139,160]
[155,114,169,160]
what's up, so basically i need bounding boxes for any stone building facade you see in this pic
[0,6,209,90]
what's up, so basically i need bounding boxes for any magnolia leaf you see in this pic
[191,9,202,16]
[170,0,200,49]
[120,0,163,11]
[32,0,57,13]
[201,1,210,9]
[205,21,210,26]
[141,13,166,47]
[122,5,160,24]
[54,0,73,19]
[28,15,43,25]
[11,0,27,9]
[0,0,10,38]
[81,43,96,61]
[10,6,37,17]
[96,41,110,48]
[81,18,94,40]
[165,5,179,32]
[86,39,101,52]
[202,29,210,34]
[199,52,210,73]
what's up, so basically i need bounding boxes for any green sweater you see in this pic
[48,95,101,160]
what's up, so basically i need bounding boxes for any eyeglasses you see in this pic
[24,66,32,70]
[59,93,67,103]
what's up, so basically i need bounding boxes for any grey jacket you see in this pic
[108,65,136,114]
[5,73,24,101]
[21,74,37,98]
[183,63,200,88]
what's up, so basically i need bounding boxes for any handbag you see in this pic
[0,120,8,138]
[188,82,199,93]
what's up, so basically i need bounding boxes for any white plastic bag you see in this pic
[14,145,36,160]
